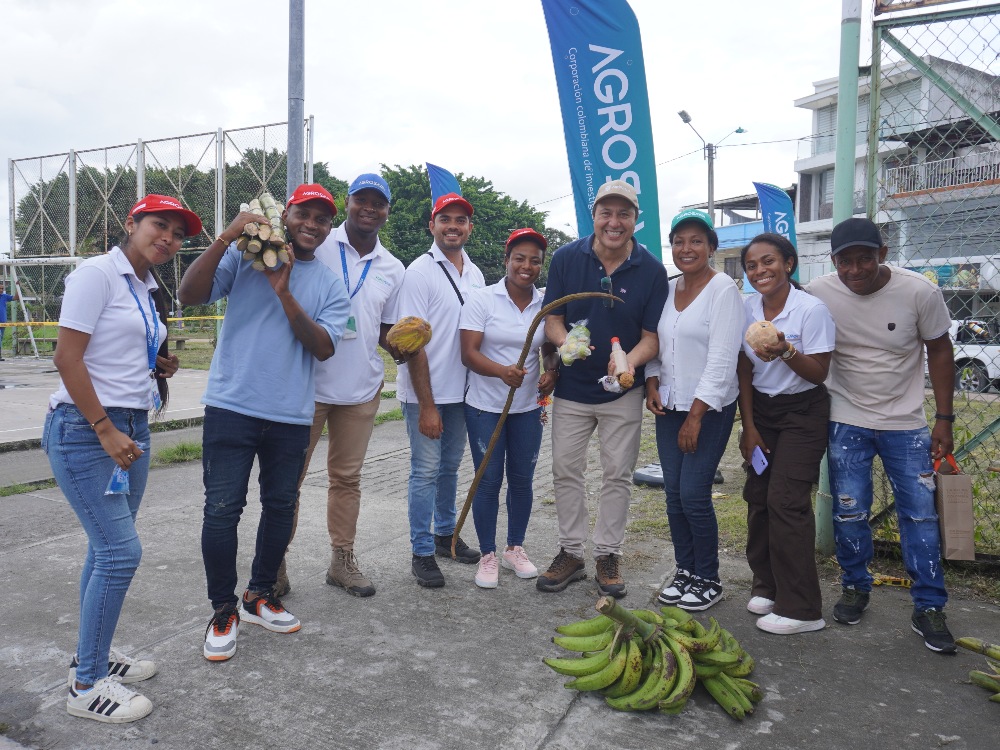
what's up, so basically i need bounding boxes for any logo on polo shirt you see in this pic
[373,273,392,288]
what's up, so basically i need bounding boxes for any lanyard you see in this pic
[339,242,373,300]
[124,275,160,372]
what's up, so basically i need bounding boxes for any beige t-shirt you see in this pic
[807,266,951,430]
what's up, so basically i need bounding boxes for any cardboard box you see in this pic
[936,470,976,561]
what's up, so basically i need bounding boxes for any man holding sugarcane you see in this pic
[396,192,485,588]
[178,183,350,662]
[275,173,405,598]
[537,180,667,598]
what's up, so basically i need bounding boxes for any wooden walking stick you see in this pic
[451,291,622,558]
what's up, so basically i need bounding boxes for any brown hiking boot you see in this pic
[536,548,586,592]
[595,554,627,599]
[273,558,291,598]
[326,547,376,597]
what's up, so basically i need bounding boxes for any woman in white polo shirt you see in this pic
[460,228,558,589]
[43,195,200,723]
[737,232,835,635]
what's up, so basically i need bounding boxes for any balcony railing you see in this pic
[886,151,1000,194]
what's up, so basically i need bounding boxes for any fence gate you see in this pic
[870,1,1000,559]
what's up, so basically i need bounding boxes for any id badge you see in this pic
[343,315,358,340]
[150,375,162,411]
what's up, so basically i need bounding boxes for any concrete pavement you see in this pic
[1,357,999,749]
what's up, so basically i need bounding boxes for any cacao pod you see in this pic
[387,316,433,355]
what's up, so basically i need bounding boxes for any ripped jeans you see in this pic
[827,422,947,610]
[465,405,543,556]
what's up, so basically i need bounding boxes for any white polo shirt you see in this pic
[460,281,546,414]
[313,225,404,405]
[742,285,836,396]
[50,247,166,410]
[394,243,485,405]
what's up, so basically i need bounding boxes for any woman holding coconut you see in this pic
[736,232,835,635]
[459,228,558,589]
[646,209,743,612]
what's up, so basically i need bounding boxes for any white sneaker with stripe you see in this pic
[67,676,152,723]
[68,648,157,686]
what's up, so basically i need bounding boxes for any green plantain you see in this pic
[602,637,644,698]
[719,672,755,715]
[955,637,1000,661]
[658,632,697,712]
[566,639,628,691]
[606,639,665,711]
[970,670,1000,692]
[702,675,746,720]
[543,644,613,677]
[694,661,725,679]
[631,640,679,710]
[632,609,664,626]
[723,653,756,678]
[659,605,693,627]
[555,613,614,637]
[552,628,615,653]
[665,617,720,654]
[730,677,765,703]
[693,646,740,667]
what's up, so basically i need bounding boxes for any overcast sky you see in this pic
[2,0,853,251]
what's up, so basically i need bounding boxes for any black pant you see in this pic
[743,385,828,621]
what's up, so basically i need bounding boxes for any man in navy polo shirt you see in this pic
[538,180,668,598]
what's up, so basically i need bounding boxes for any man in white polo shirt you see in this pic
[275,173,404,598]
[395,192,485,587]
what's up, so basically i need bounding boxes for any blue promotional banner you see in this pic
[540,0,661,258]
[752,181,798,249]
[427,163,462,205]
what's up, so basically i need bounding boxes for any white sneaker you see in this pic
[239,591,301,633]
[747,596,775,615]
[756,613,826,635]
[69,648,157,687]
[501,546,538,579]
[204,605,240,662]
[67,676,152,723]
[475,552,500,589]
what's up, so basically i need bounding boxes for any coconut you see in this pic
[745,320,780,360]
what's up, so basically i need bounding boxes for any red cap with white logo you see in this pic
[128,194,203,237]
[286,183,338,216]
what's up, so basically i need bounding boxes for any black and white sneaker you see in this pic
[677,576,723,611]
[657,568,692,605]
[67,676,152,723]
[68,648,157,687]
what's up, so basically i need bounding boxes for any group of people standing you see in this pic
[42,173,959,725]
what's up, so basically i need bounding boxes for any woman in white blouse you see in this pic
[737,233,834,635]
[460,229,558,589]
[646,209,744,611]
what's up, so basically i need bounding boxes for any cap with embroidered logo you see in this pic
[431,192,474,219]
[505,227,547,252]
[670,208,714,232]
[348,173,391,203]
[593,180,639,213]
[128,194,203,237]
[286,183,338,216]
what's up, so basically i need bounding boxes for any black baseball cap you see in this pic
[830,218,884,256]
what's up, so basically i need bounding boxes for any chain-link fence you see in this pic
[3,121,307,354]
[870,3,1000,559]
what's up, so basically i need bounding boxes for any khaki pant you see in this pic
[550,389,643,559]
[290,390,382,552]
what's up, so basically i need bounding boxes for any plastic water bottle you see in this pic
[105,442,148,496]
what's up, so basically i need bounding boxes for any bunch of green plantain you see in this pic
[543,596,763,720]
[956,637,1000,704]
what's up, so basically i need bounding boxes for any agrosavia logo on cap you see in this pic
[133,197,182,213]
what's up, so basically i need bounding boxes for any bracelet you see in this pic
[215,235,232,246]
[90,414,109,430]
[934,413,956,422]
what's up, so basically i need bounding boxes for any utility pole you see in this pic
[287,0,305,198]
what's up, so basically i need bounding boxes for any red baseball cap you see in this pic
[505,227,547,252]
[431,192,474,219]
[129,194,203,237]
[286,183,338,216]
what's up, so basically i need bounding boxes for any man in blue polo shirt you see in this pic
[538,180,668,598]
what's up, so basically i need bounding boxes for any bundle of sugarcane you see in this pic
[236,193,290,272]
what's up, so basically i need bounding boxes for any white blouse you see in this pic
[646,273,743,411]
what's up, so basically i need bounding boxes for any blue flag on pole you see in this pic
[540,0,661,258]
[427,163,462,205]
[752,181,798,280]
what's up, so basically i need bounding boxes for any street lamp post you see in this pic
[677,110,745,226]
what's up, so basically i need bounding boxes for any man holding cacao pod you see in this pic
[275,174,404,599]
[808,217,957,654]
[537,180,668,598]
[178,184,350,662]
[395,193,485,588]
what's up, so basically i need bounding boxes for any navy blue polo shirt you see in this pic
[543,234,668,404]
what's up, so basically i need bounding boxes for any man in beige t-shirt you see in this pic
[808,217,957,655]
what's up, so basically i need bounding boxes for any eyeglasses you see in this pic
[601,276,613,308]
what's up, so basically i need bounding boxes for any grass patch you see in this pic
[153,441,202,466]
[0,479,56,497]
[382,390,396,399]
[380,348,398,385]
[174,339,215,371]
[375,407,403,426]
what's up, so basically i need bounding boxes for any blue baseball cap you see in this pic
[348,173,391,202]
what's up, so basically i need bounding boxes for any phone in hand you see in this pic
[751,446,769,475]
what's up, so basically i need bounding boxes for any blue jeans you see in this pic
[43,404,150,686]
[201,406,309,609]
[655,401,737,581]
[402,401,467,556]
[827,422,947,610]
[465,405,543,555]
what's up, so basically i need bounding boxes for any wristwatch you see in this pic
[934,413,956,422]
[780,343,797,361]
